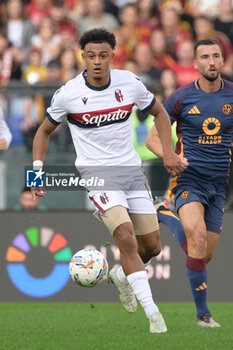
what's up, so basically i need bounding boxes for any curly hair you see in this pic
[79,28,116,50]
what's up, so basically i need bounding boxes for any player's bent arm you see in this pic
[33,117,58,162]
[149,100,188,174]
[32,117,58,199]
[149,99,173,156]
[145,125,163,158]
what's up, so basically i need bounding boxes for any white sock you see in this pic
[127,270,159,318]
[116,265,128,284]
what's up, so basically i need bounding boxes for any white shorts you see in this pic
[88,190,156,214]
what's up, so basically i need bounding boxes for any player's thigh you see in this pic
[126,195,157,234]
[101,207,138,255]
[127,196,158,234]
[129,213,160,252]
[178,201,206,238]
[100,205,132,235]
[206,231,220,263]
[127,196,160,251]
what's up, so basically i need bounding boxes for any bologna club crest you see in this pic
[115,89,124,102]
[100,193,109,204]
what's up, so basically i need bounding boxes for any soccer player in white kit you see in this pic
[0,106,12,150]
[32,28,188,333]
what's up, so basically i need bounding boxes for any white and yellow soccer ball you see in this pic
[69,248,108,287]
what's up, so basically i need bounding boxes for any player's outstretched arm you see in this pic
[146,125,163,158]
[32,118,57,198]
[149,100,189,175]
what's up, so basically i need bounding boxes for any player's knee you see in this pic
[188,232,207,254]
[147,242,161,257]
[195,235,206,250]
[113,223,137,255]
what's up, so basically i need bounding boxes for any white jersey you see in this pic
[0,108,12,148]
[47,69,155,168]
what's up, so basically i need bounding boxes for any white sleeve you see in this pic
[0,109,12,148]
[133,75,156,112]
[46,86,68,125]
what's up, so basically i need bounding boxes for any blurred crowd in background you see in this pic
[0,0,233,209]
[2,0,233,143]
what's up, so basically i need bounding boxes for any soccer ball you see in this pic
[69,248,109,288]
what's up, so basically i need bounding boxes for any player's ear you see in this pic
[220,55,224,66]
[193,60,198,69]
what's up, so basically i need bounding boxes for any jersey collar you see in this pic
[194,78,224,90]
[82,70,111,91]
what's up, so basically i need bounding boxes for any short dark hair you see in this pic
[79,28,116,50]
[194,39,222,57]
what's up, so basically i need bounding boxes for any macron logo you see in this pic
[82,97,88,105]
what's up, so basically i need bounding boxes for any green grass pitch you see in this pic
[0,302,232,350]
